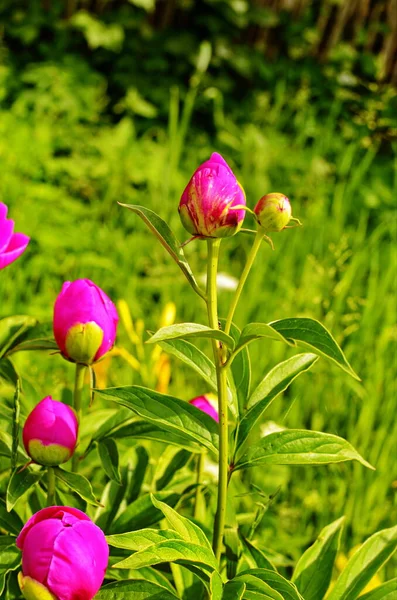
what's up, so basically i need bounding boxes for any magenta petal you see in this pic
[0,218,14,254]
[23,397,78,453]
[21,519,64,584]
[17,507,90,550]
[190,396,219,422]
[0,232,30,270]
[47,521,109,600]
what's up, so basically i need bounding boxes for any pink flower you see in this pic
[254,193,291,232]
[53,279,119,364]
[16,506,109,600]
[23,397,78,466]
[189,395,219,422]
[0,203,30,270]
[179,153,246,238]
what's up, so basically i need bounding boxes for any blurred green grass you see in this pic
[0,60,395,576]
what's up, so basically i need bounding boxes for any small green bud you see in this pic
[18,573,57,600]
[65,321,104,365]
[254,193,292,232]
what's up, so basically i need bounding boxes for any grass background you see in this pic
[0,0,396,582]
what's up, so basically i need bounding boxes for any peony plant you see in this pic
[0,156,395,599]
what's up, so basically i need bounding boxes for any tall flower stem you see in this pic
[72,363,86,473]
[224,230,264,335]
[193,452,205,520]
[206,239,229,562]
[46,467,56,507]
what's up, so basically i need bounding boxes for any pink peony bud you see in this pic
[23,397,78,466]
[254,193,292,233]
[16,506,109,600]
[0,203,30,270]
[179,152,246,238]
[53,279,119,364]
[189,394,219,422]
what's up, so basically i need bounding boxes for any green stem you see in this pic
[224,230,264,335]
[206,239,229,563]
[46,467,56,506]
[194,452,205,520]
[72,363,86,473]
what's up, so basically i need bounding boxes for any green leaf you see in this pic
[147,323,235,350]
[54,467,101,506]
[11,378,21,471]
[95,579,179,599]
[107,528,183,550]
[6,468,43,512]
[292,516,345,600]
[237,569,303,600]
[236,353,318,455]
[110,419,203,453]
[0,540,21,595]
[222,580,246,599]
[220,320,251,416]
[5,322,58,355]
[0,358,19,387]
[242,537,277,572]
[234,430,373,472]
[238,322,290,349]
[157,338,217,391]
[151,495,213,551]
[0,499,24,535]
[98,438,121,484]
[359,579,397,600]
[96,386,219,455]
[155,449,191,490]
[119,204,205,300]
[110,491,180,534]
[327,525,397,600]
[269,318,360,380]
[113,539,218,570]
[0,316,37,359]
[234,573,283,599]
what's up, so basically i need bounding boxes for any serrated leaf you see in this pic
[113,539,218,570]
[96,386,219,455]
[327,525,397,600]
[148,323,235,350]
[120,204,205,300]
[6,468,43,512]
[151,495,213,551]
[359,579,397,600]
[236,353,318,455]
[234,430,373,472]
[54,467,101,506]
[107,528,183,550]
[157,338,217,391]
[269,318,359,380]
[292,516,345,600]
[98,438,121,484]
[222,580,246,599]
[95,578,179,599]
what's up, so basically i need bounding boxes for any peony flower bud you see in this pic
[179,152,246,238]
[254,193,292,232]
[16,506,109,600]
[53,279,119,364]
[189,394,219,422]
[0,202,30,270]
[23,397,78,466]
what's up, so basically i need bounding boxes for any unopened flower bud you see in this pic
[23,397,78,466]
[189,394,219,422]
[53,279,119,365]
[16,506,109,600]
[254,193,291,232]
[179,153,246,238]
